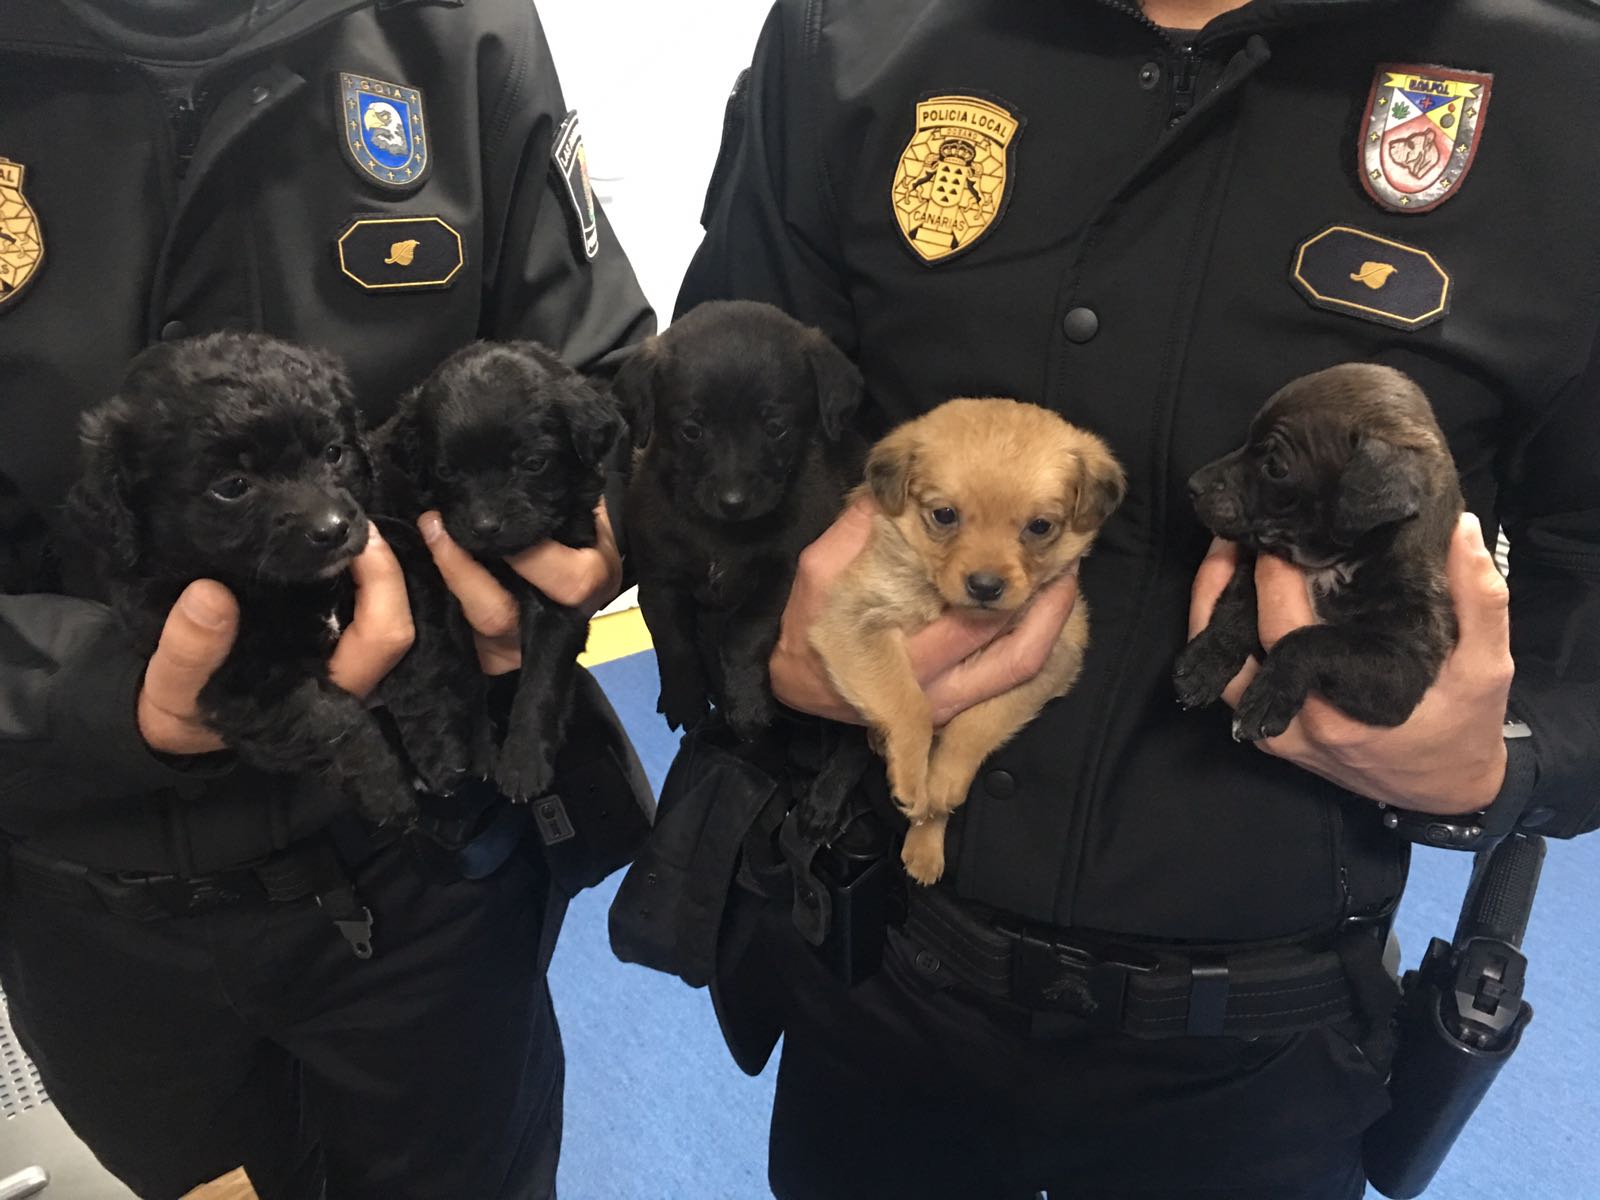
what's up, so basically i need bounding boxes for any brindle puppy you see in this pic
[1176,363,1464,742]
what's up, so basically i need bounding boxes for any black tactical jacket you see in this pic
[679,0,1600,939]
[0,0,653,873]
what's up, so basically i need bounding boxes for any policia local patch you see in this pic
[0,157,44,313]
[1291,226,1450,331]
[892,94,1024,266]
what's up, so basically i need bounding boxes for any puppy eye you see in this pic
[210,476,251,501]
[1025,518,1055,538]
[765,420,789,441]
[1261,454,1290,481]
[324,444,345,465]
[930,507,959,527]
[679,422,704,444]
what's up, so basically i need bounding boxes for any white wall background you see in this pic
[540,0,773,321]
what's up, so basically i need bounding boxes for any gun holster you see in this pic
[1363,832,1546,1198]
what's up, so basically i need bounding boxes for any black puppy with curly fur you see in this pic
[71,332,486,822]
[1175,362,1463,742]
[377,340,622,801]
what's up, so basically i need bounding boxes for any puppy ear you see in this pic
[1068,442,1127,533]
[865,425,916,515]
[1333,438,1427,538]
[804,330,864,442]
[69,400,143,575]
[375,388,435,511]
[611,336,662,450]
[563,381,626,471]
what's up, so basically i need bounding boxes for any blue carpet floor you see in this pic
[550,652,1600,1200]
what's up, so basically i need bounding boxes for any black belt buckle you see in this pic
[1010,926,1157,1024]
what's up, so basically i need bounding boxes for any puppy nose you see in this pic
[305,511,350,547]
[471,512,503,539]
[717,489,750,518]
[965,572,1006,604]
[1187,471,1210,500]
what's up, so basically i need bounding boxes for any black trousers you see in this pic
[765,910,1392,1200]
[0,838,562,1200]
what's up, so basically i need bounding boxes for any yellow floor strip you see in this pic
[578,606,654,667]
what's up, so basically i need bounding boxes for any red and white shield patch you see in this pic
[1360,64,1492,214]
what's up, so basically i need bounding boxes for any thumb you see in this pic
[1447,512,1512,687]
[142,579,239,717]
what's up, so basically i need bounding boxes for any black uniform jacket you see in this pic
[0,0,653,874]
[679,0,1600,940]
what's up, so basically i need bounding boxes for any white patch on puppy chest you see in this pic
[1304,561,1356,618]
[325,611,343,639]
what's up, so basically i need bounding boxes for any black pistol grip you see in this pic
[1454,832,1546,951]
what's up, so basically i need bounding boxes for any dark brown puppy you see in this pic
[1176,363,1464,741]
[617,300,866,738]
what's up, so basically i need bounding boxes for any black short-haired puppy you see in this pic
[378,340,622,801]
[71,332,483,822]
[1176,362,1464,741]
[616,300,866,738]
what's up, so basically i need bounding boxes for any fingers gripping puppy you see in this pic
[809,399,1125,885]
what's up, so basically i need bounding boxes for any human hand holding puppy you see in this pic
[416,499,622,675]
[771,497,1081,728]
[1188,514,1512,816]
[138,529,418,754]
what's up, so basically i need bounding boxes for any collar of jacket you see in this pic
[0,0,458,61]
[1096,0,1418,35]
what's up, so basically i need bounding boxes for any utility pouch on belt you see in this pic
[608,719,779,986]
[534,667,656,896]
[1364,832,1545,1199]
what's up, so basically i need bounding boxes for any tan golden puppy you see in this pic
[810,398,1125,884]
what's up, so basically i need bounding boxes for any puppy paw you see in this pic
[495,735,556,802]
[1172,636,1243,710]
[405,733,477,796]
[723,690,777,742]
[657,684,709,734]
[1231,677,1304,743]
[924,760,976,817]
[351,777,419,826]
[900,822,946,886]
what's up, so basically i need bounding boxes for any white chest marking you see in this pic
[325,611,344,639]
[1304,562,1357,617]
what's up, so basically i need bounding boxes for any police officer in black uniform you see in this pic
[0,1,652,1196]
[675,0,1600,1196]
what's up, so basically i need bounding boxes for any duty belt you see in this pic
[903,885,1373,1039]
[5,825,391,958]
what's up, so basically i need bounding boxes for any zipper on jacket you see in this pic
[1094,1,1205,125]
[167,88,205,180]
[1168,49,1199,124]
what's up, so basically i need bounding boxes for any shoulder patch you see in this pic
[336,215,463,291]
[892,93,1024,266]
[1360,64,1491,213]
[0,158,45,314]
[552,111,599,261]
[337,72,431,191]
[1291,225,1450,330]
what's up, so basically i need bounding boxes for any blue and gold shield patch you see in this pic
[338,72,430,191]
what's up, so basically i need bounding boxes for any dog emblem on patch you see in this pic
[1360,64,1491,213]
[0,158,44,313]
[892,94,1024,266]
[338,72,430,191]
